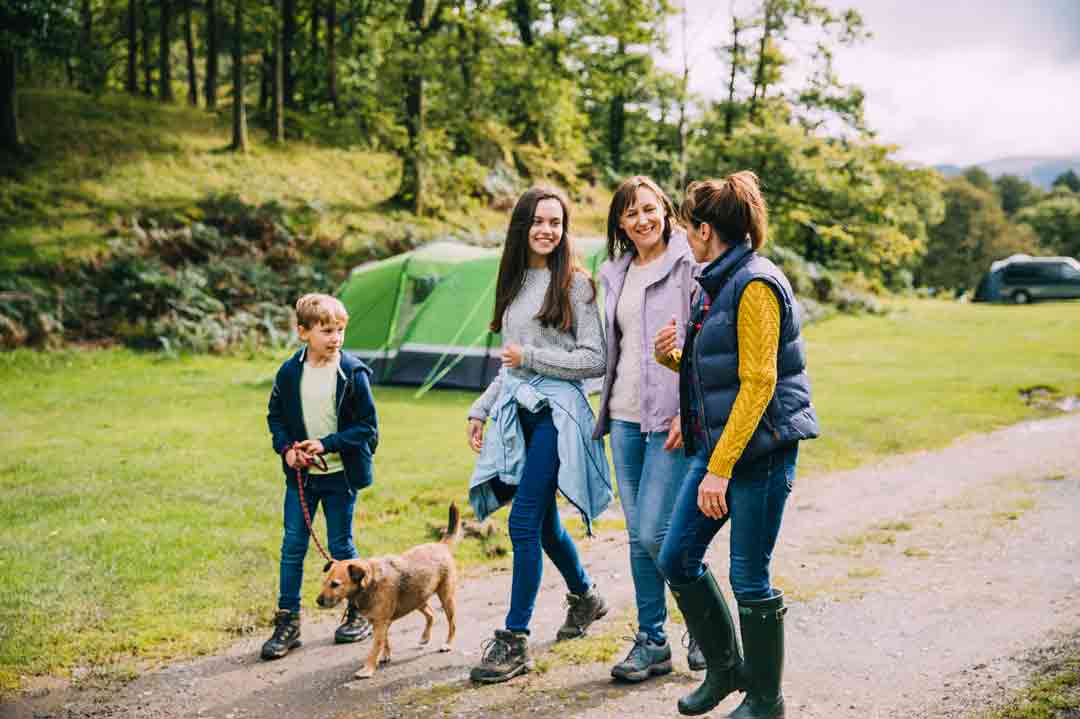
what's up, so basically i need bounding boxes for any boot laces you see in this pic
[478,635,512,666]
[270,612,294,642]
[621,635,650,664]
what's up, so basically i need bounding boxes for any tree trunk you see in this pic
[393,0,428,214]
[79,0,93,91]
[159,0,175,102]
[184,0,198,105]
[749,2,772,123]
[725,16,741,136]
[127,0,138,93]
[0,49,19,153]
[326,0,337,112]
[511,0,534,46]
[608,39,626,173]
[141,0,153,96]
[272,0,284,143]
[282,0,296,108]
[259,49,270,112]
[231,0,248,151]
[310,0,320,63]
[205,0,218,108]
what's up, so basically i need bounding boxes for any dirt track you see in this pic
[4,413,1079,719]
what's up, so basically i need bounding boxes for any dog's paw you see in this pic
[353,666,375,679]
[438,643,452,653]
[379,654,392,665]
[418,636,431,646]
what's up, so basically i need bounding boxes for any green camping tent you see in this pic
[337,238,606,391]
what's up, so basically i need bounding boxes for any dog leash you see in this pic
[283,442,333,563]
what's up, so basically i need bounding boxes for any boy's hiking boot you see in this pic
[611,632,673,682]
[686,632,707,671]
[556,584,609,640]
[469,629,532,684]
[260,610,301,660]
[334,604,373,644]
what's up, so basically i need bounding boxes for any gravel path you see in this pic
[4,413,1079,719]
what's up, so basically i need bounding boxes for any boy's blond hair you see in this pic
[295,293,349,329]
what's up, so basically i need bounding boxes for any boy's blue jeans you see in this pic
[609,420,690,643]
[278,471,358,613]
[658,444,797,602]
[505,407,591,634]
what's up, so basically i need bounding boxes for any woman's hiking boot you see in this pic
[260,610,301,660]
[611,632,673,682]
[670,568,743,716]
[686,631,707,671]
[470,629,533,684]
[334,603,373,644]
[728,592,787,719]
[556,584,609,640]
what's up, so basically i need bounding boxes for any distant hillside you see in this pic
[936,156,1080,189]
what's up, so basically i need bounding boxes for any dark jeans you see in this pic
[658,444,797,601]
[505,407,591,634]
[278,470,358,612]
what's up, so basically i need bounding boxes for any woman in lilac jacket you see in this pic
[593,175,702,682]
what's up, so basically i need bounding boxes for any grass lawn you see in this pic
[0,89,610,272]
[0,299,1078,691]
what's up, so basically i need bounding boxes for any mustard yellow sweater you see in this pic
[656,281,780,478]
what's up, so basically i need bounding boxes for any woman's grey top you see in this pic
[468,267,606,421]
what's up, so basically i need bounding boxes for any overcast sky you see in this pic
[660,0,1080,166]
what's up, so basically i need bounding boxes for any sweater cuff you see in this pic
[706,450,736,480]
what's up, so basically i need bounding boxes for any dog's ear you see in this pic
[359,562,377,590]
[323,561,333,573]
[347,562,366,584]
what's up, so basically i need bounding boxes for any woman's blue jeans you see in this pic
[278,471,358,612]
[609,420,690,643]
[658,444,797,602]
[505,407,591,634]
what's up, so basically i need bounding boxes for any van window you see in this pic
[1003,263,1058,284]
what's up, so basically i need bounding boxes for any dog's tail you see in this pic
[441,502,462,547]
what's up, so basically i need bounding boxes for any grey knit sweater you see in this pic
[468,268,606,421]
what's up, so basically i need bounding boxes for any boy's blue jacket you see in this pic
[267,347,378,491]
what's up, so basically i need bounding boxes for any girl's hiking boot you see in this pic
[469,629,532,684]
[260,610,301,660]
[334,604,373,644]
[611,632,673,682]
[556,584,609,640]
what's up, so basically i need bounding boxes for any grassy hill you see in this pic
[0,89,608,273]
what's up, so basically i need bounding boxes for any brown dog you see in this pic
[317,502,461,679]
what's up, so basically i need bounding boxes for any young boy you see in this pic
[262,293,379,661]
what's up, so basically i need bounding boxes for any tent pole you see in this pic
[382,256,411,383]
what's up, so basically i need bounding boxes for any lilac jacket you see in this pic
[593,230,699,438]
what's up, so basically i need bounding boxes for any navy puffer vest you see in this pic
[679,242,819,463]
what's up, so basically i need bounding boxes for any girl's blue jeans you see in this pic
[609,419,690,643]
[278,471,358,612]
[505,407,591,634]
[658,444,797,602]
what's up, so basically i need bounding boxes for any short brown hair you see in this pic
[679,171,769,250]
[295,293,349,329]
[606,175,676,259]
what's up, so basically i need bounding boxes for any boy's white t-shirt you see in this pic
[300,360,343,475]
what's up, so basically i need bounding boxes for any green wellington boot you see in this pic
[670,567,743,716]
[727,591,787,719]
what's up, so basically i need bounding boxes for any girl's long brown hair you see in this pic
[679,171,769,250]
[491,186,593,334]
